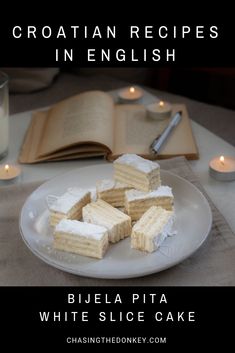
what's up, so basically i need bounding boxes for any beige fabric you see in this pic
[0,156,235,286]
[1,68,59,93]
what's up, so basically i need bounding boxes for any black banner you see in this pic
[0,20,234,67]
[1,286,234,350]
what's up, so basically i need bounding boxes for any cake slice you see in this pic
[131,206,174,252]
[49,187,91,227]
[54,219,109,259]
[113,154,161,192]
[125,186,174,221]
[82,199,131,243]
[96,179,132,207]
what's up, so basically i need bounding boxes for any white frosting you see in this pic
[49,188,89,213]
[126,186,173,201]
[114,154,160,173]
[67,187,89,197]
[89,187,97,201]
[153,214,175,249]
[46,194,59,208]
[97,179,129,192]
[55,219,107,240]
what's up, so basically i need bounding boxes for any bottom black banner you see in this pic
[1,286,233,350]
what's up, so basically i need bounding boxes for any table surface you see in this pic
[2,88,235,234]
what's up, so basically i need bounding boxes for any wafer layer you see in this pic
[49,188,91,226]
[125,186,174,221]
[131,206,174,252]
[54,219,109,259]
[96,179,131,207]
[82,199,131,243]
[114,154,161,192]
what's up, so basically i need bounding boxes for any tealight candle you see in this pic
[118,86,143,103]
[146,100,172,120]
[209,155,235,181]
[0,164,21,183]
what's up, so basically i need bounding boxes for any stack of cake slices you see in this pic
[47,154,175,259]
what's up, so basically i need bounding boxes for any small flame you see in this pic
[4,164,9,173]
[130,87,135,93]
[159,101,164,107]
[220,156,225,165]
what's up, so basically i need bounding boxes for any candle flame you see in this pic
[159,101,164,107]
[5,164,9,173]
[130,87,135,93]
[220,156,225,165]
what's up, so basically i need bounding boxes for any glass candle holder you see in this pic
[0,71,9,160]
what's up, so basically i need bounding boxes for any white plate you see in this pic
[19,165,212,279]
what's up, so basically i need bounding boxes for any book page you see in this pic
[18,111,48,163]
[112,104,198,159]
[37,91,114,157]
[113,104,169,156]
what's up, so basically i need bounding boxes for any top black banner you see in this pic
[0,21,234,67]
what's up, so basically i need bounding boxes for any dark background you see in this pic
[1,20,235,109]
[148,67,235,110]
[1,286,234,350]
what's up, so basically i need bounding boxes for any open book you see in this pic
[19,90,198,163]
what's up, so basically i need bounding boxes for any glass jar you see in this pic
[0,71,9,159]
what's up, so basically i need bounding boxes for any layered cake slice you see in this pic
[96,179,132,207]
[49,187,91,227]
[54,219,109,259]
[131,206,174,252]
[82,199,132,243]
[125,186,174,221]
[113,154,161,192]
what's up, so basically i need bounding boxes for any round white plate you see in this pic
[19,165,212,279]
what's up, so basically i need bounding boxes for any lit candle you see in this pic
[0,163,21,183]
[220,155,224,165]
[146,100,172,120]
[118,86,143,103]
[209,155,235,181]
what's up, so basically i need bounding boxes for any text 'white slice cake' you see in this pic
[96,179,132,207]
[131,206,174,252]
[49,187,91,227]
[125,186,174,221]
[54,219,109,259]
[114,154,161,192]
[82,199,131,243]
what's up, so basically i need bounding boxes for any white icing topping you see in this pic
[49,188,89,213]
[89,187,97,201]
[46,194,59,208]
[67,187,89,197]
[126,186,173,201]
[97,179,129,192]
[153,214,175,249]
[114,154,160,173]
[55,219,107,240]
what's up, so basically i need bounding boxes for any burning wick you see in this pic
[130,87,135,93]
[0,164,21,181]
[220,156,225,165]
[159,101,165,107]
